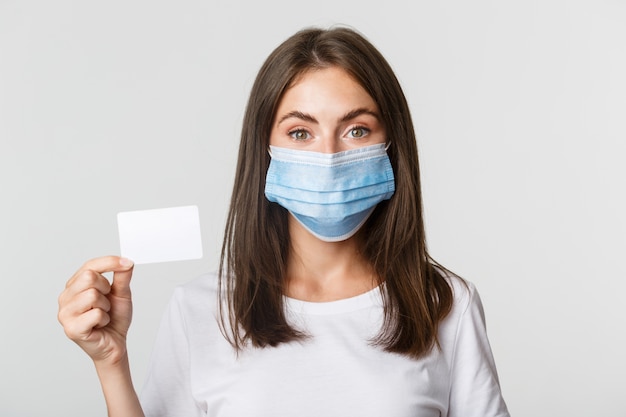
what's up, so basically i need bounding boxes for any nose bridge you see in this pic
[319,128,340,154]
[321,139,339,154]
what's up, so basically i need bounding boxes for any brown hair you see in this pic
[219,26,453,358]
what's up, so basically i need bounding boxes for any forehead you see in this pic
[277,66,377,112]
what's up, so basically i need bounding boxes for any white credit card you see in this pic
[117,205,203,264]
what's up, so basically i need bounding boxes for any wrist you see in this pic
[93,351,130,379]
[91,342,128,369]
[94,352,144,417]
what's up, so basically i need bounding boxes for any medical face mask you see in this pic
[264,143,395,242]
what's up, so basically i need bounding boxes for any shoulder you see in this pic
[437,267,480,316]
[176,271,219,297]
[168,272,221,319]
[435,268,487,345]
[435,270,511,416]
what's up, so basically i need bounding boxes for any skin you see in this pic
[58,256,144,417]
[269,66,386,302]
[57,65,387,415]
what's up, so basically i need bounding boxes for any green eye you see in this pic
[289,130,310,140]
[349,127,369,138]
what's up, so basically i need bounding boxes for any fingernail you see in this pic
[120,257,134,267]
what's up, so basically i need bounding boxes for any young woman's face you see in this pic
[269,66,386,153]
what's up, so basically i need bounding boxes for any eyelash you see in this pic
[347,125,370,139]
[288,128,311,141]
[287,125,371,141]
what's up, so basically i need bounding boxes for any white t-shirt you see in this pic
[140,273,510,417]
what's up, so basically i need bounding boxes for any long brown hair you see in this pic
[219,27,453,358]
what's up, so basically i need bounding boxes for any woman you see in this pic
[58,27,510,416]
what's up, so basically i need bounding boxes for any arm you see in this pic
[140,285,205,417]
[448,283,510,417]
[95,354,144,417]
[58,256,144,417]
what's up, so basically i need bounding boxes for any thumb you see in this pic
[111,258,134,298]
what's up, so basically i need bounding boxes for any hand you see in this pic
[58,256,135,366]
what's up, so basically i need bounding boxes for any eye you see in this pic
[347,126,370,139]
[288,129,311,141]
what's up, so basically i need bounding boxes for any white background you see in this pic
[1,0,625,415]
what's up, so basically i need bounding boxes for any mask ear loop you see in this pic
[384,141,392,151]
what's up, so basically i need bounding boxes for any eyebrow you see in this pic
[276,107,380,126]
[277,111,317,125]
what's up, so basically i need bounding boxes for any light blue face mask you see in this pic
[264,143,395,242]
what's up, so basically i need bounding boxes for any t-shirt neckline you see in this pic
[284,284,384,316]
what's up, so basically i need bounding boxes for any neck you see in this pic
[284,215,377,302]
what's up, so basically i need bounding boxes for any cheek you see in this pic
[268,129,282,147]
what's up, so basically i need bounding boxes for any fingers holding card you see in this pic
[117,205,203,265]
